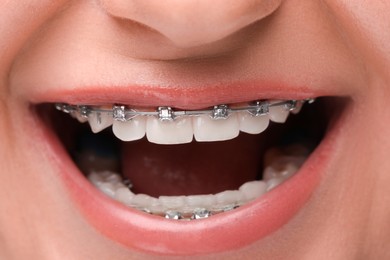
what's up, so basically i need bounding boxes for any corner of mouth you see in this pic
[32,92,349,255]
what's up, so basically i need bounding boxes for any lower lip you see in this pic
[36,107,339,256]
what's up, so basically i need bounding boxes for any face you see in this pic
[1,0,390,259]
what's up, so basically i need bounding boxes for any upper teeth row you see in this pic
[56,99,314,122]
[55,99,314,144]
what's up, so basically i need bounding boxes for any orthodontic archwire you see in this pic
[55,98,315,122]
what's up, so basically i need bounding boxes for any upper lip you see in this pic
[23,81,325,109]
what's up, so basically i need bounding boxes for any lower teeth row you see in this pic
[87,148,307,220]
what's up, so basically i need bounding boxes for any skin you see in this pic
[1,0,390,259]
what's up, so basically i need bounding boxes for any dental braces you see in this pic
[139,205,240,220]
[55,98,314,122]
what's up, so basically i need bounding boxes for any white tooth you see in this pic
[193,114,239,142]
[148,201,165,214]
[112,117,146,141]
[88,172,103,185]
[130,194,158,209]
[263,156,304,181]
[71,111,88,123]
[239,181,267,201]
[266,177,285,191]
[268,102,290,123]
[291,101,303,114]
[238,112,270,134]
[185,194,217,209]
[88,112,114,133]
[146,117,193,144]
[97,182,117,198]
[114,187,135,205]
[158,196,186,210]
[104,173,122,184]
[263,165,293,181]
[215,190,245,206]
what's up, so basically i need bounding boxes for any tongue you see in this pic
[121,134,266,197]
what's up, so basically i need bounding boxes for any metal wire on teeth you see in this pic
[159,206,239,220]
[55,98,314,122]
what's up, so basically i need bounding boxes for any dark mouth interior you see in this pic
[37,97,343,197]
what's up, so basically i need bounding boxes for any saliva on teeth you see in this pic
[57,99,312,145]
[87,148,307,220]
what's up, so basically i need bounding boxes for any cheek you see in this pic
[0,0,67,80]
[324,1,390,76]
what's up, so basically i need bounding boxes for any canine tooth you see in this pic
[71,111,88,123]
[114,187,135,205]
[88,112,114,133]
[193,114,239,142]
[215,190,244,206]
[238,112,270,134]
[268,102,290,123]
[291,101,303,114]
[239,181,267,201]
[146,117,193,144]
[112,117,146,141]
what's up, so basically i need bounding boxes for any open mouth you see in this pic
[35,93,346,254]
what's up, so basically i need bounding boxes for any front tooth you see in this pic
[193,114,239,142]
[146,117,193,144]
[239,181,267,201]
[112,117,146,141]
[268,102,290,123]
[238,112,270,134]
[185,194,217,209]
[159,196,186,210]
[88,112,114,133]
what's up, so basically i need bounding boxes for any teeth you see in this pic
[193,114,239,142]
[146,117,193,144]
[239,181,267,201]
[70,111,89,123]
[114,187,135,205]
[58,99,312,143]
[215,190,245,207]
[112,117,146,141]
[238,112,270,134]
[88,112,114,133]
[268,101,290,123]
[264,155,305,191]
[87,146,308,219]
[185,194,217,209]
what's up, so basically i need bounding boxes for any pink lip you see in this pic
[28,81,328,109]
[32,82,341,256]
